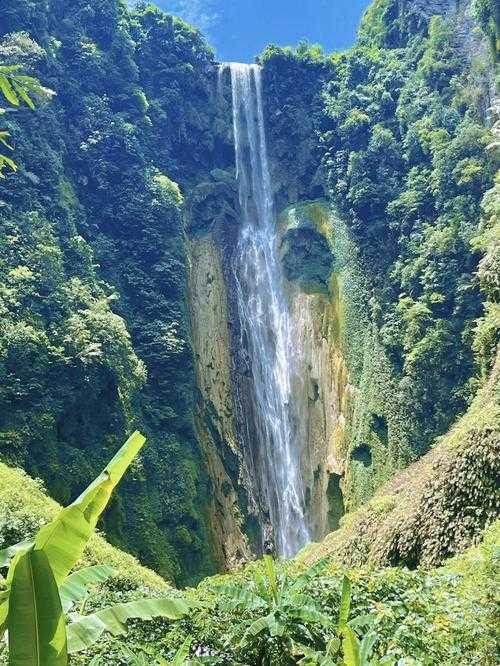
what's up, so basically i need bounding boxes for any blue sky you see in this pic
[135,1,372,62]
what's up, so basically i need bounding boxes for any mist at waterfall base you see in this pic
[134,0,371,62]
[221,63,310,558]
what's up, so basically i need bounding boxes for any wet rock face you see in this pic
[187,233,253,570]
[278,201,351,540]
[281,227,334,293]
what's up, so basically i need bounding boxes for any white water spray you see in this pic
[222,63,310,557]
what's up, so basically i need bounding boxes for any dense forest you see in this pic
[0,0,498,664]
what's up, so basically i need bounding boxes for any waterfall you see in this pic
[222,62,310,558]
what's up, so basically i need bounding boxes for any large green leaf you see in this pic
[0,76,19,106]
[0,589,9,638]
[11,80,35,110]
[263,555,278,603]
[289,558,330,594]
[59,565,115,612]
[216,584,265,612]
[239,615,271,647]
[359,632,377,665]
[171,637,192,665]
[288,606,332,626]
[67,597,189,653]
[8,549,67,666]
[267,613,285,637]
[34,431,146,585]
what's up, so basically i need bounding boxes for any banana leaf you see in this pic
[67,596,189,653]
[171,637,192,665]
[338,576,352,630]
[341,625,360,666]
[0,539,34,569]
[288,606,333,626]
[59,565,115,612]
[239,614,271,647]
[263,555,278,602]
[34,431,146,585]
[8,549,67,666]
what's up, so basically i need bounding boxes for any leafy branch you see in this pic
[0,63,54,177]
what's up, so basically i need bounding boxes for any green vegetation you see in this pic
[0,8,498,666]
[0,63,51,175]
[474,0,500,60]
[300,348,499,569]
[48,523,500,664]
[0,0,226,586]
[0,432,188,665]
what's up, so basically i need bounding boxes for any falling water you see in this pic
[222,63,310,557]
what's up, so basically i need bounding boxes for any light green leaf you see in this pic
[267,613,285,637]
[0,539,34,568]
[325,637,341,657]
[0,131,13,150]
[171,636,192,665]
[342,625,360,666]
[0,589,9,637]
[338,576,352,629]
[0,154,17,174]
[8,549,67,666]
[253,568,269,601]
[240,615,270,647]
[0,75,19,106]
[34,431,146,586]
[59,565,115,612]
[359,632,377,665]
[11,81,35,110]
[67,596,188,653]
[215,584,264,611]
[263,555,278,602]
[0,65,23,74]
[288,606,333,626]
[289,558,330,593]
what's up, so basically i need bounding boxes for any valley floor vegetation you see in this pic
[0,432,498,665]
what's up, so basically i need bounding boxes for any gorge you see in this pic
[0,0,498,596]
[0,0,499,662]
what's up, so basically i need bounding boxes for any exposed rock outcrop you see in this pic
[187,234,253,569]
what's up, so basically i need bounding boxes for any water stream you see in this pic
[221,63,310,557]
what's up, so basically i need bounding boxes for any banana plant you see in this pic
[214,555,332,662]
[295,576,378,666]
[338,576,378,666]
[0,432,188,665]
[109,638,198,666]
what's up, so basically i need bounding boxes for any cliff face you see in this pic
[278,203,350,538]
[187,233,253,569]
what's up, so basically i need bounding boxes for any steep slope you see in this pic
[0,462,167,590]
[299,351,500,567]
